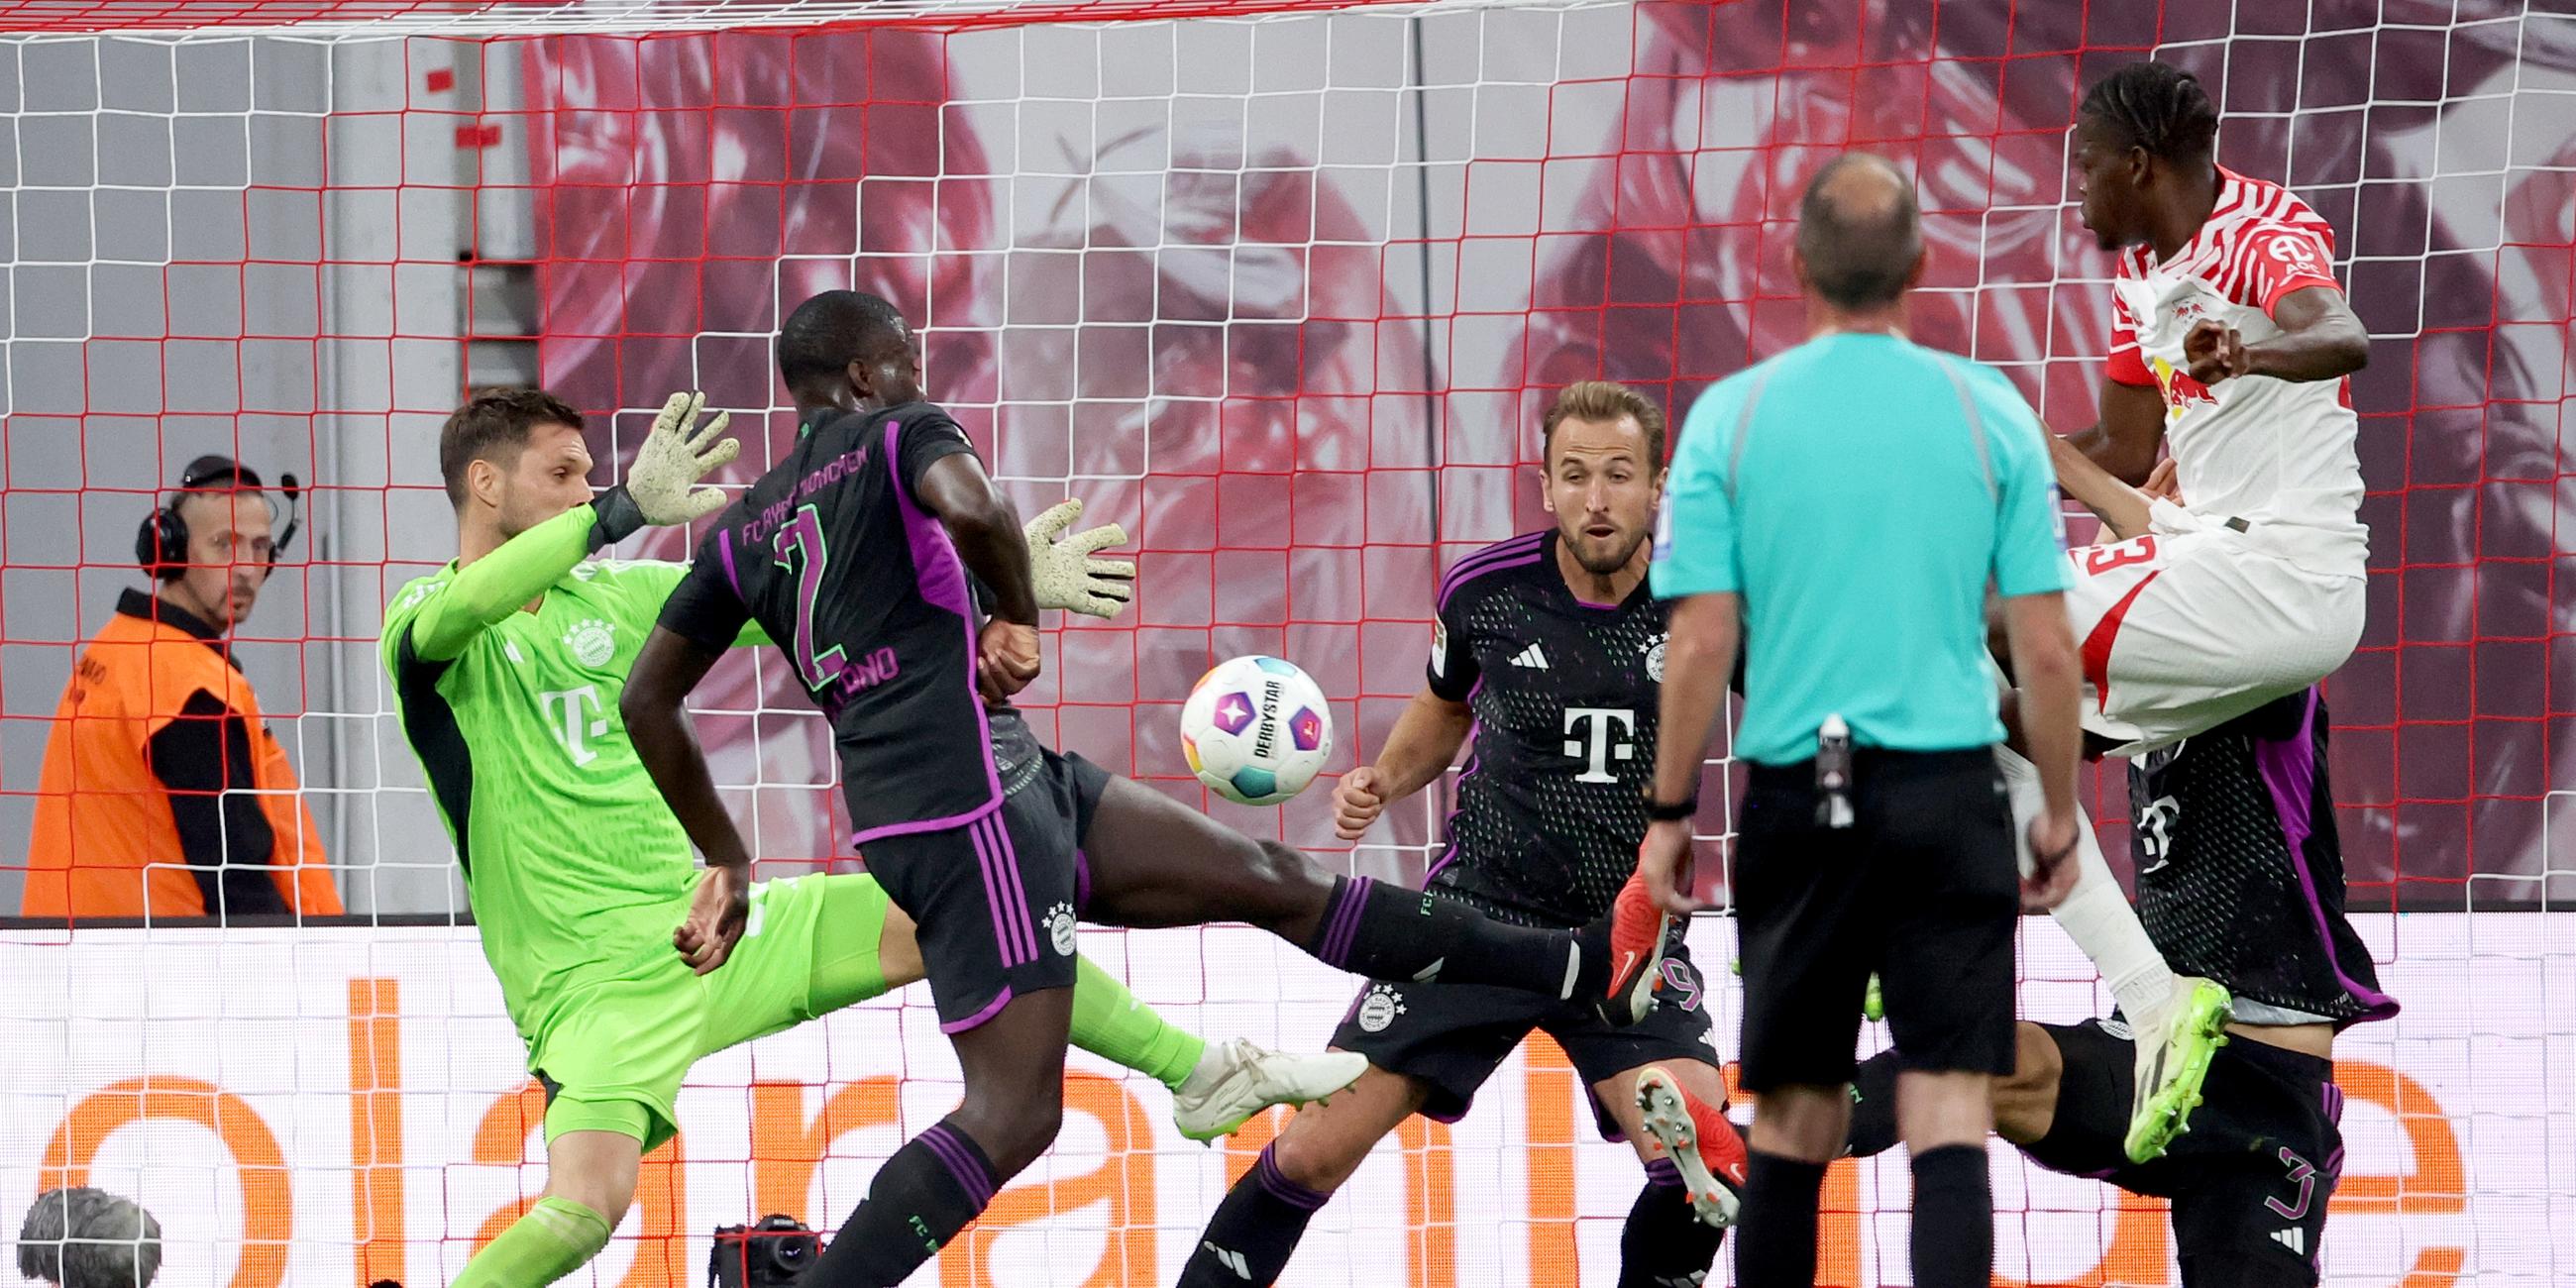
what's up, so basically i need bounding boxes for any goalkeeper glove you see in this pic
[591,390,742,550]
[1024,498,1135,619]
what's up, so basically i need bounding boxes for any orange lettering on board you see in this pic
[748,1077,902,1220]
[469,1080,691,1287]
[2329,1061,2464,1288]
[347,978,406,1287]
[1523,1034,1579,1286]
[941,1073,1157,1287]
[40,1076,291,1288]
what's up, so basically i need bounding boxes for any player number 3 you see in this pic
[2082,534,2159,578]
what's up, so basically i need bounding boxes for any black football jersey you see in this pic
[1426,530,1667,928]
[2127,689,2397,1027]
[660,401,1005,843]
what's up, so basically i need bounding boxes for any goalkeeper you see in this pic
[385,388,1361,1287]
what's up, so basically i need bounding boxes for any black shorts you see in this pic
[1331,939,1719,1140]
[859,740,1111,1032]
[2024,1019,2343,1287]
[1733,747,2017,1092]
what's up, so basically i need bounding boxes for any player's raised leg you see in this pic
[1074,772,1648,1021]
[1997,744,2232,1162]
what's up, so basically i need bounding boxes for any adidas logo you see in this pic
[1509,643,1550,670]
[1202,1242,1253,1279]
[2270,1228,2306,1256]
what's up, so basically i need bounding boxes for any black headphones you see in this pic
[134,454,303,580]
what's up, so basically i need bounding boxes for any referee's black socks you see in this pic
[1908,1143,1993,1288]
[1303,875,1584,999]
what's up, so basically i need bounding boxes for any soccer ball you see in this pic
[1180,655,1335,805]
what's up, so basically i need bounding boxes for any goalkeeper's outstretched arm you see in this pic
[401,503,607,662]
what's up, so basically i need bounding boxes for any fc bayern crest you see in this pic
[1645,635,1667,683]
[564,617,617,668]
[1356,984,1405,1033]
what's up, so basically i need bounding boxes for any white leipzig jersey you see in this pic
[2107,167,2366,573]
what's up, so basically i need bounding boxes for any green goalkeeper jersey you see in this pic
[381,504,757,1046]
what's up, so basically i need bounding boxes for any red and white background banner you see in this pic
[1,916,2567,1287]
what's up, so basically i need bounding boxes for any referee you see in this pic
[1634,154,2086,1288]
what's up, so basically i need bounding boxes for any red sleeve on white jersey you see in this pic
[2105,254,2155,387]
[2235,222,2343,316]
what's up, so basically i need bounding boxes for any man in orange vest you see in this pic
[21,456,341,920]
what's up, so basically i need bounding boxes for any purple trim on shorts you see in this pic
[940,987,1016,1035]
[2322,1082,2345,1126]
[1253,1144,1332,1211]
[967,813,1028,968]
[2251,689,2401,1020]
[886,418,1004,811]
[716,533,741,595]
[1439,552,1547,611]
[1319,876,1374,968]
[979,813,1040,965]
[916,1123,998,1207]
[1643,1156,1685,1187]
[849,799,1003,849]
[1073,848,1091,914]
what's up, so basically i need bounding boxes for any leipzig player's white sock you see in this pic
[1995,746,2176,1022]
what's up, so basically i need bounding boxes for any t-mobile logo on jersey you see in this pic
[539,685,609,767]
[1562,707,1637,784]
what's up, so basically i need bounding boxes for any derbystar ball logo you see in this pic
[1290,707,1324,752]
[1214,691,1256,736]
[1251,681,1282,759]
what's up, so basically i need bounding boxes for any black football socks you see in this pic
[1303,874,1587,999]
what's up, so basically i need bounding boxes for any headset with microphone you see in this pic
[134,454,303,580]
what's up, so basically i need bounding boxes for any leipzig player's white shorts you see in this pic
[2062,506,2364,757]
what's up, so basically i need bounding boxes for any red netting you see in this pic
[0,1,2567,1282]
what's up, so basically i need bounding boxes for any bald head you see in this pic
[1794,153,1924,310]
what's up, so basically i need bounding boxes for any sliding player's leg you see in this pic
[1845,1021,2070,1161]
[1075,769,1648,1019]
[1177,1064,1432,1288]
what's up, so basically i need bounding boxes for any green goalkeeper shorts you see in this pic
[531,871,893,1150]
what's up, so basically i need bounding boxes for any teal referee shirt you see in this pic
[1651,332,2073,766]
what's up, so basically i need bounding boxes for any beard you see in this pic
[1566,526,1649,577]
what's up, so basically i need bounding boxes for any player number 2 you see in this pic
[771,504,848,694]
[2082,534,2159,577]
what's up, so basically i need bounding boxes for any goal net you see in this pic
[2,0,2569,1284]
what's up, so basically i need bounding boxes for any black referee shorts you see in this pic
[1734,746,2017,1092]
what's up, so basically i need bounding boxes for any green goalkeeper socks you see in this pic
[1069,954,1207,1091]
[452,1196,612,1288]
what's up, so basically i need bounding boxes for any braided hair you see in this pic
[2080,61,2218,161]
